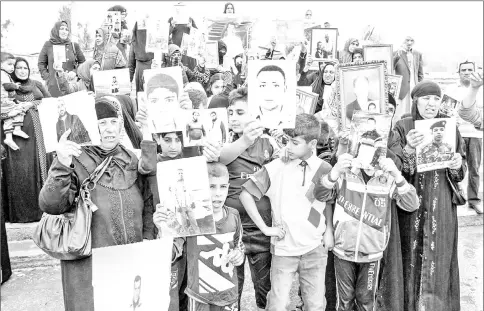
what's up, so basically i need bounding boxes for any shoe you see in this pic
[470,202,483,214]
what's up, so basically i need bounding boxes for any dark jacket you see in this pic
[39,145,155,311]
[128,22,154,86]
[393,49,424,100]
[38,41,86,97]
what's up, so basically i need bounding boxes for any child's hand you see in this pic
[153,203,169,231]
[323,229,334,251]
[262,226,285,240]
[227,248,244,266]
[201,139,221,162]
[379,158,401,178]
[242,120,264,145]
[331,153,353,180]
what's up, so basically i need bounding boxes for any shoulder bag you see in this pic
[32,156,113,260]
[445,169,467,206]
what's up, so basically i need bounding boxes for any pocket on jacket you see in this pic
[333,219,359,252]
[357,225,388,255]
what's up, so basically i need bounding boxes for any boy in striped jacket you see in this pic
[314,152,418,311]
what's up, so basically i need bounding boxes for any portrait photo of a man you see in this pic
[249,60,296,129]
[207,110,227,145]
[112,76,119,94]
[186,111,206,145]
[129,275,142,310]
[310,28,338,61]
[345,75,379,122]
[418,120,454,165]
[56,99,91,145]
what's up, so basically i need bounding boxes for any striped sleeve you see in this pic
[241,166,271,201]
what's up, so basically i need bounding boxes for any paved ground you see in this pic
[1,218,482,311]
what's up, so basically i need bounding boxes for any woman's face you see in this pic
[59,24,69,40]
[158,132,182,158]
[14,61,29,80]
[225,4,234,13]
[95,32,104,46]
[323,65,335,84]
[98,117,122,150]
[353,53,363,63]
[417,95,442,119]
[211,80,224,96]
[349,40,359,53]
[90,63,100,76]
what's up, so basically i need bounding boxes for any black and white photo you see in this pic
[93,68,131,95]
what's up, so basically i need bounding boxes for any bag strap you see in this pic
[71,42,78,69]
[79,156,113,212]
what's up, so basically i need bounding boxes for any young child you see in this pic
[313,151,418,310]
[157,162,245,311]
[239,113,333,310]
[137,105,221,311]
[219,87,280,311]
[1,52,29,150]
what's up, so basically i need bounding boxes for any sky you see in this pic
[1,1,483,70]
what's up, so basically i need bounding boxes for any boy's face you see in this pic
[257,70,286,112]
[148,88,178,113]
[286,135,315,160]
[228,100,251,134]
[156,132,182,158]
[209,175,229,211]
[1,59,15,74]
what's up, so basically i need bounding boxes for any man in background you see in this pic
[393,36,424,121]
[447,61,483,214]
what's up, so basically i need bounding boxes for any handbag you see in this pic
[32,156,113,260]
[445,170,467,206]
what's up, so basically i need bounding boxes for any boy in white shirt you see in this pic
[239,113,333,310]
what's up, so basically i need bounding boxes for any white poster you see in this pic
[92,238,173,311]
[37,91,101,153]
[156,156,216,238]
[415,118,456,172]
[248,60,297,129]
[52,45,66,63]
[146,16,169,53]
[180,108,229,147]
[93,68,131,95]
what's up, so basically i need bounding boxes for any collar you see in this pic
[296,153,320,171]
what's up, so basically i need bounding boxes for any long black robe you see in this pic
[392,110,466,311]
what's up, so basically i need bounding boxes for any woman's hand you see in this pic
[448,153,463,170]
[201,139,221,162]
[56,129,82,167]
[406,129,425,149]
[135,105,149,129]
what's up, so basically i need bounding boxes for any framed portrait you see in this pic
[296,88,318,115]
[156,156,216,237]
[92,239,173,311]
[309,28,338,67]
[38,92,101,152]
[205,41,220,69]
[93,68,131,96]
[335,60,388,129]
[363,44,394,74]
[248,60,297,129]
[387,74,403,100]
[348,111,392,171]
[103,11,121,36]
[181,108,229,147]
[172,3,189,25]
[415,118,456,172]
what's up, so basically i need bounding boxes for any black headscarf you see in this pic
[115,95,142,149]
[218,40,227,65]
[312,62,336,113]
[11,57,35,94]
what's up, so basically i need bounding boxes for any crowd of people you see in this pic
[1,2,483,311]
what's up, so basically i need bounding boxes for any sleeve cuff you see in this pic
[241,178,265,201]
